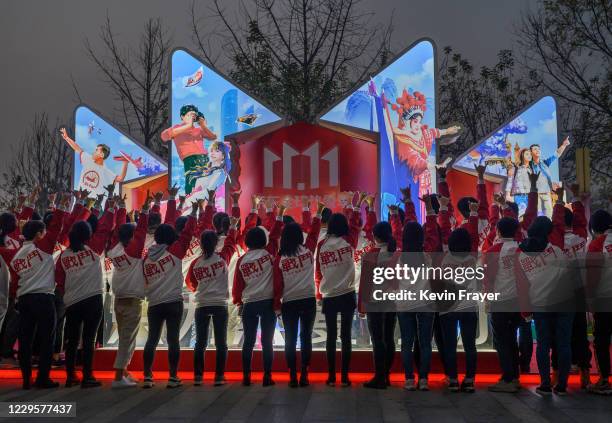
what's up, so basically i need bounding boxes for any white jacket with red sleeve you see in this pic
[273,216,322,305]
[107,211,149,299]
[514,202,567,311]
[143,214,196,307]
[9,208,66,298]
[482,238,520,303]
[186,228,237,307]
[586,230,612,301]
[55,208,115,307]
[315,207,361,299]
[233,248,275,307]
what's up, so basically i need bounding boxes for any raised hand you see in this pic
[554,185,565,204]
[475,163,487,180]
[231,190,241,205]
[95,192,105,208]
[469,201,479,214]
[59,127,70,140]
[316,201,326,215]
[567,182,580,199]
[85,197,96,209]
[60,192,73,209]
[438,195,450,209]
[493,192,506,207]
[104,183,116,198]
[251,194,261,210]
[47,192,57,207]
[153,191,164,203]
[388,204,400,214]
[191,201,199,215]
[178,195,186,209]
[419,193,433,213]
[197,198,206,211]
[142,190,154,211]
[229,216,240,228]
[207,189,216,205]
[27,185,41,205]
[167,183,179,198]
[400,186,412,203]
[365,194,375,209]
[562,136,570,147]
[357,191,368,207]
[436,165,448,179]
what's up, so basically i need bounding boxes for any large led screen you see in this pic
[320,40,440,221]
[66,105,167,197]
[453,96,559,216]
[168,49,282,207]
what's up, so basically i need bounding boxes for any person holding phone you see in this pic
[161,105,217,195]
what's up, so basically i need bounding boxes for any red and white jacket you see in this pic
[273,215,322,305]
[563,199,588,259]
[514,201,566,311]
[8,208,66,298]
[483,238,520,303]
[2,204,35,251]
[186,228,237,307]
[55,208,115,308]
[143,214,195,307]
[315,208,361,299]
[107,211,148,299]
[483,191,538,249]
[586,230,612,301]
[232,218,282,306]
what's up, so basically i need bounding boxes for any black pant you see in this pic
[65,295,103,380]
[143,301,183,379]
[491,312,521,382]
[322,292,355,378]
[552,311,592,371]
[281,297,316,374]
[593,312,612,379]
[433,313,446,374]
[17,294,57,384]
[242,299,276,375]
[366,312,396,381]
[1,297,19,358]
[518,319,533,372]
[53,290,66,355]
[194,305,228,379]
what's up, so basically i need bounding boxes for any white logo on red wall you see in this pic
[82,170,100,189]
[263,141,338,190]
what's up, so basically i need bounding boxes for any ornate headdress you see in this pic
[391,90,427,129]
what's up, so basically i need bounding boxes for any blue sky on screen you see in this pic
[73,106,167,188]
[170,49,281,192]
[320,40,435,132]
[453,96,559,180]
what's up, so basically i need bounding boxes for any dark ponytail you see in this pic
[68,221,92,252]
[200,230,218,260]
[372,221,396,252]
[0,213,17,247]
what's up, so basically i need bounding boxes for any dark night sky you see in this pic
[0,0,534,172]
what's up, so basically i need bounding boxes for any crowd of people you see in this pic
[0,164,610,398]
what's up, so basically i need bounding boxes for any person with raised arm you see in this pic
[233,202,283,387]
[59,127,129,197]
[55,192,116,388]
[6,192,71,389]
[315,193,363,387]
[274,200,324,388]
[186,215,239,387]
[358,197,398,389]
[141,201,197,389]
[529,137,570,218]
[584,208,612,395]
[514,185,570,396]
[106,193,151,389]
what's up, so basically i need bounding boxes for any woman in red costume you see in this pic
[383,90,460,217]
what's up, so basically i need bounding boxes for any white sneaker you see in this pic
[404,379,416,391]
[112,376,137,389]
[167,377,183,389]
[142,377,155,389]
[125,373,139,383]
[418,378,429,391]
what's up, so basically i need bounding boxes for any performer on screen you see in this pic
[59,127,129,197]
[383,90,460,213]
[190,141,232,196]
[161,105,217,195]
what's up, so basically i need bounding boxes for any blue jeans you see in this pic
[397,312,434,380]
[439,312,478,379]
[533,312,574,389]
